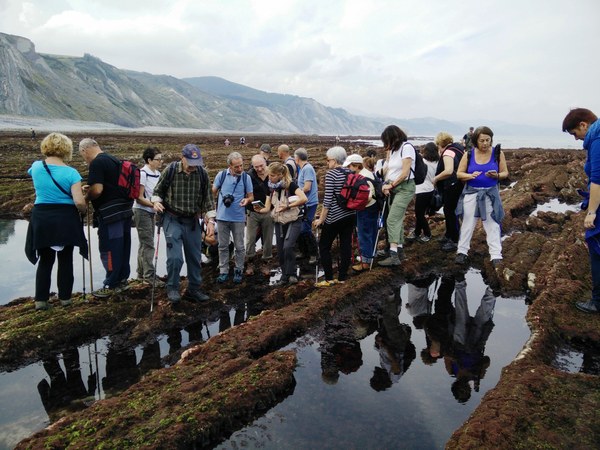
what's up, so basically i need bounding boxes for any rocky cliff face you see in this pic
[0,33,387,134]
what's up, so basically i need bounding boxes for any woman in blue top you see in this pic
[455,126,508,267]
[563,108,600,314]
[25,133,88,310]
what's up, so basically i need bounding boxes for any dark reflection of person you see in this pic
[319,315,365,385]
[37,348,94,422]
[370,291,416,391]
[219,309,232,333]
[444,276,496,403]
[406,276,434,329]
[0,220,16,246]
[102,344,139,396]
[167,329,183,354]
[421,275,455,365]
[137,341,161,375]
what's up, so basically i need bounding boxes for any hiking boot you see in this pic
[442,241,458,252]
[167,290,181,303]
[92,286,113,298]
[183,289,209,302]
[437,235,450,243]
[418,235,431,243]
[575,300,600,314]
[378,251,401,267]
[308,255,318,265]
[216,273,229,284]
[491,258,502,268]
[377,249,390,258]
[316,279,335,288]
[455,253,468,265]
[406,230,417,240]
[233,268,243,284]
[60,298,72,307]
[274,275,289,286]
[114,280,130,294]
[35,301,49,311]
[288,275,299,284]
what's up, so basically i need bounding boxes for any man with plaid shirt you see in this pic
[151,144,213,303]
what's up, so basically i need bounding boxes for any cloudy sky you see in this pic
[1,0,598,129]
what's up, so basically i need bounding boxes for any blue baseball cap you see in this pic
[182,144,204,166]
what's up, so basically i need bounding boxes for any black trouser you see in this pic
[318,215,355,282]
[442,182,463,243]
[415,191,434,237]
[35,246,74,302]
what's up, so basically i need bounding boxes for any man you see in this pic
[563,108,600,314]
[245,154,273,273]
[79,138,132,298]
[259,143,272,164]
[295,148,319,264]
[151,144,213,303]
[213,152,253,284]
[462,127,474,149]
[278,144,298,181]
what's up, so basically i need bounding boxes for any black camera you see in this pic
[222,194,235,208]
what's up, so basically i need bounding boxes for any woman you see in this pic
[408,143,439,243]
[455,126,508,266]
[378,125,416,267]
[562,108,600,314]
[344,154,378,271]
[312,146,356,286]
[133,146,163,286]
[432,132,465,251]
[25,133,88,310]
[255,162,307,285]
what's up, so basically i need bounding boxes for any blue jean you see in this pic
[98,218,131,289]
[590,248,600,305]
[357,204,379,263]
[163,213,203,291]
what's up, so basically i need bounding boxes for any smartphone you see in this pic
[252,200,265,208]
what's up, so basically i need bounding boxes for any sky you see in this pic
[1,0,599,129]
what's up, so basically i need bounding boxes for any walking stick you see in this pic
[81,213,87,302]
[86,208,94,292]
[370,200,388,271]
[150,215,163,313]
[314,226,320,284]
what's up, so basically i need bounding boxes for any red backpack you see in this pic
[336,169,371,211]
[118,160,141,200]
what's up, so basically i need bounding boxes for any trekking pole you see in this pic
[314,226,320,284]
[370,200,387,271]
[81,213,87,302]
[86,208,94,292]
[150,215,163,313]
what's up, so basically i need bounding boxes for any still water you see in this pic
[0,219,530,449]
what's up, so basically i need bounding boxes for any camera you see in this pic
[222,194,235,208]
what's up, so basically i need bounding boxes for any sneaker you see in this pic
[378,251,401,267]
[60,299,72,307]
[437,236,450,243]
[92,287,113,298]
[114,280,130,294]
[35,301,49,311]
[288,275,299,284]
[352,263,369,272]
[316,280,335,288]
[442,241,458,252]
[233,268,243,284]
[418,235,431,243]
[308,255,318,265]
[167,290,181,303]
[406,230,417,240]
[491,258,502,268]
[274,276,289,286]
[575,300,600,314]
[377,249,390,258]
[216,273,229,284]
[183,290,209,302]
[455,253,468,264]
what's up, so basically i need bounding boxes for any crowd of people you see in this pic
[25,111,600,315]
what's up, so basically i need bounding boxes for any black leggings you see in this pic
[415,191,434,237]
[443,183,463,243]
[318,215,355,282]
[35,246,74,302]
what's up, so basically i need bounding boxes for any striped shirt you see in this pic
[323,167,356,224]
[153,162,213,217]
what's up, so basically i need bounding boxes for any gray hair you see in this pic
[79,138,99,152]
[227,151,243,165]
[251,154,267,167]
[326,146,347,165]
[294,147,308,161]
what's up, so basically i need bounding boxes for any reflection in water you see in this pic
[0,220,16,246]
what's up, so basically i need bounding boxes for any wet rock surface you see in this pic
[0,132,598,448]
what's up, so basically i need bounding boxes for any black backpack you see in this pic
[435,142,465,190]
[401,143,427,185]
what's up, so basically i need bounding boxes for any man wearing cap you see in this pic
[259,144,272,165]
[151,144,213,303]
[213,152,254,284]
[80,138,133,298]
[278,144,298,181]
[245,154,273,271]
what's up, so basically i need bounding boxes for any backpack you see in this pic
[163,161,211,211]
[107,155,141,200]
[401,143,427,185]
[371,172,386,211]
[435,142,465,190]
[336,168,371,211]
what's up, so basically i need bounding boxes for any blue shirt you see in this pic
[213,170,253,222]
[28,161,81,205]
[298,163,318,206]
[466,147,499,188]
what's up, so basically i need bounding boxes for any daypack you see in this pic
[105,154,140,200]
[336,169,371,211]
[371,172,386,211]
[401,143,427,185]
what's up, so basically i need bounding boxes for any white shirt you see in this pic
[384,143,416,183]
[415,159,437,194]
[134,165,160,213]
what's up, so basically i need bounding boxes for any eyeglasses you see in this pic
[153,157,163,161]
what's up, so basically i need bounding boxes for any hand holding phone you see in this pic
[486,170,498,179]
[252,200,265,210]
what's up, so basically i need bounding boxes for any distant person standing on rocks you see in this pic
[31,129,36,140]
[80,138,134,298]
[133,146,163,286]
[240,137,246,146]
[462,127,474,149]
[224,138,230,146]
[454,126,508,268]
[26,133,88,310]
[152,144,213,303]
[563,107,600,314]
